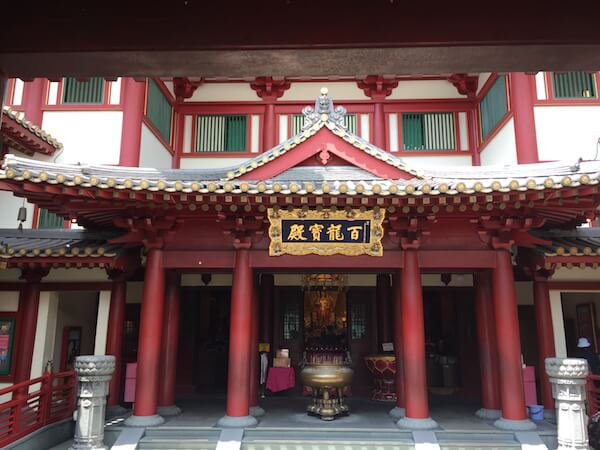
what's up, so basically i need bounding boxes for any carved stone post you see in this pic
[545,358,589,450]
[70,356,115,450]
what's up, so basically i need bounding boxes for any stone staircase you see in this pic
[134,427,558,450]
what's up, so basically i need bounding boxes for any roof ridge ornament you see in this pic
[302,87,347,129]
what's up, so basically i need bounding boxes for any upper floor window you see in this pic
[195,114,247,153]
[479,75,507,140]
[291,113,357,135]
[551,72,597,99]
[62,77,105,104]
[402,112,456,151]
[37,208,64,229]
[146,79,173,143]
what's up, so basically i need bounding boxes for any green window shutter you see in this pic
[291,114,305,135]
[552,72,597,99]
[38,208,64,229]
[402,112,455,151]
[479,76,507,140]
[146,80,173,143]
[62,77,105,104]
[195,114,247,152]
[292,113,356,135]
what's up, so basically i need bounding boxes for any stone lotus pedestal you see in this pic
[364,355,396,402]
[545,357,588,450]
[69,356,115,450]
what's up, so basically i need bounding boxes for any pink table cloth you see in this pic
[266,367,296,392]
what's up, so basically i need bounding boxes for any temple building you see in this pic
[1,72,600,446]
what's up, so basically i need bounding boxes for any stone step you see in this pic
[139,428,220,450]
[138,428,525,450]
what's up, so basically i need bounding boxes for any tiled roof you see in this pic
[0,229,124,259]
[533,228,600,257]
[2,154,600,198]
[2,106,63,151]
[1,90,600,198]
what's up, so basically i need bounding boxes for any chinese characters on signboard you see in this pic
[268,208,384,256]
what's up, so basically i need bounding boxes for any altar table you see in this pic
[266,367,296,392]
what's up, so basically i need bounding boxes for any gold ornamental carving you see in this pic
[268,208,384,257]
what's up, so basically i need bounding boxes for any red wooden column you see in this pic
[357,76,398,149]
[249,276,264,417]
[396,251,437,429]
[533,273,556,417]
[119,78,146,167]
[376,274,392,346]
[389,272,405,419]
[14,268,47,385]
[125,248,167,427]
[218,246,258,427]
[510,73,539,164]
[473,271,501,420]
[250,77,290,150]
[157,271,182,416]
[105,271,128,416]
[491,250,535,430]
[21,78,45,126]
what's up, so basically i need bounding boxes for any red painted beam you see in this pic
[162,249,496,269]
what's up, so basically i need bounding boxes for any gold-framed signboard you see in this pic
[268,208,384,257]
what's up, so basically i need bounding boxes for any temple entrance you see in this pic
[270,273,480,401]
[178,286,231,394]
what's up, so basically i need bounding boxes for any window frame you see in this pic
[477,74,512,150]
[193,113,250,154]
[538,71,600,105]
[400,111,458,152]
[43,78,123,111]
[142,78,175,151]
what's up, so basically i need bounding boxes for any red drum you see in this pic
[364,355,396,402]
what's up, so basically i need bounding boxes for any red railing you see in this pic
[0,370,76,447]
[587,375,600,416]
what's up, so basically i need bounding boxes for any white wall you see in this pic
[51,292,99,369]
[42,111,123,165]
[187,83,259,102]
[477,73,492,95]
[400,154,473,168]
[94,291,111,355]
[31,292,59,381]
[0,191,34,229]
[281,82,369,101]
[139,123,173,168]
[388,80,466,100]
[479,117,518,166]
[534,106,600,161]
[0,292,19,312]
[179,157,248,169]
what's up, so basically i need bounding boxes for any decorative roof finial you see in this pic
[301,87,347,129]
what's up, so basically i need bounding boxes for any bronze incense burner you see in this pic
[300,363,354,420]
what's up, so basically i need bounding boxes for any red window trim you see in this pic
[142,116,175,155]
[3,79,16,106]
[31,205,70,230]
[142,78,175,152]
[42,78,123,111]
[476,74,512,151]
[386,110,466,154]
[182,112,258,158]
[533,71,600,106]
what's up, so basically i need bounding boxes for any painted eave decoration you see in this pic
[1,106,63,156]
